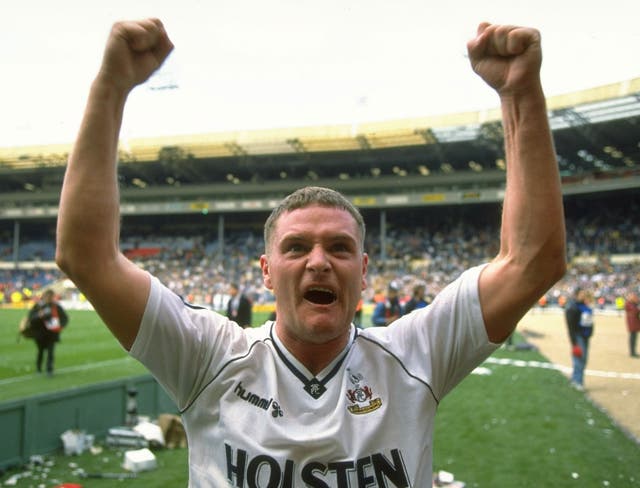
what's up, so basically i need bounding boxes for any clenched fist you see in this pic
[97,18,174,94]
[467,23,543,96]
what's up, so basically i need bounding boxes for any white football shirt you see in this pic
[130,264,498,487]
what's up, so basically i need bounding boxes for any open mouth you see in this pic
[304,287,337,305]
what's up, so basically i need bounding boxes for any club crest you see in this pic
[345,369,382,414]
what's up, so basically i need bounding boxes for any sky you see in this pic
[1,0,639,147]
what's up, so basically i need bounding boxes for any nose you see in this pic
[306,245,331,273]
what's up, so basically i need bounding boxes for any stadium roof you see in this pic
[0,77,639,218]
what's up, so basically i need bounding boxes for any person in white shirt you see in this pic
[56,18,566,486]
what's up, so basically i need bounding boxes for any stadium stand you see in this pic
[1,190,638,312]
[0,78,638,311]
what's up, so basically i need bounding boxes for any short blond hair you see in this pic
[263,186,365,253]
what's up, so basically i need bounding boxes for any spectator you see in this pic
[226,282,253,328]
[371,281,403,326]
[565,288,594,390]
[28,289,69,377]
[404,283,430,314]
[353,297,363,328]
[624,291,640,357]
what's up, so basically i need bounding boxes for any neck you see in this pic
[275,325,351,375]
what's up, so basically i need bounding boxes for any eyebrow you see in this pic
[280,231,358,243]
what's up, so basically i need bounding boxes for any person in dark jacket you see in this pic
[564,288,594,390]
[371,281,403,326]
[404,283,430,315]
[564,288,582,347]
[29,289,69,377]
[226,283,253,328]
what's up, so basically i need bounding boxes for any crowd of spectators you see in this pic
[1,194,639,312]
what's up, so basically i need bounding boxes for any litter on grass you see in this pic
[433,470,466,487]
[122,448,157,473]
[60,431,94,456]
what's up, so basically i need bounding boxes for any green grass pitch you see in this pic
[1,308,639,486]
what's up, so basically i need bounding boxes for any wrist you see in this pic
[91,72,132,104]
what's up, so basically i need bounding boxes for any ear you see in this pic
[361,253,369,291]
[260,254,273,290]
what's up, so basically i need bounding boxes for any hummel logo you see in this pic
[234,381,283,417]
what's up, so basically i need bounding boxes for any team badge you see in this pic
[345,369,382,414]
[304,378,327,399]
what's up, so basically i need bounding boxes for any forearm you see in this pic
[54,19,172,349]
[56,78,129,281]
[498,86,566,288]
[479,87,567,340]
[468,24,567,341]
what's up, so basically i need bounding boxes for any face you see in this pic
[578,290,593,304]
[260,205,368,346]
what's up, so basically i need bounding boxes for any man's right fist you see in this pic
[98,18,174,93]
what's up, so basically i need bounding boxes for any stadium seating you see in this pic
[1,191,638,311]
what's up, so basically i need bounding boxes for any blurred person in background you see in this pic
[404,282,430,314]
[624,291,640,357]
[353,297,363,328]
[564,287,582,348]
[226,282,253,328]
[371,281,403,326]
[28,289,69,377]
[56,19,566,486]
[565,288,594,390]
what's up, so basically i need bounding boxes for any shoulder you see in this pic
[565,300,578,312]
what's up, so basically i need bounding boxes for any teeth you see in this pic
[309,287,333,294]
[305,287,337,305]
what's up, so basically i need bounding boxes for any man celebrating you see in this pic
[56,19,566,486]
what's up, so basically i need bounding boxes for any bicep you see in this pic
[77,254,151,350]
[478,260,540,343]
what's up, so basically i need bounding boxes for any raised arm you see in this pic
[467,23,567,342]
[56,19,174,349]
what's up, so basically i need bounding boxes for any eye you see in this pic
[331,241,355,255]
[284,242,307,254]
